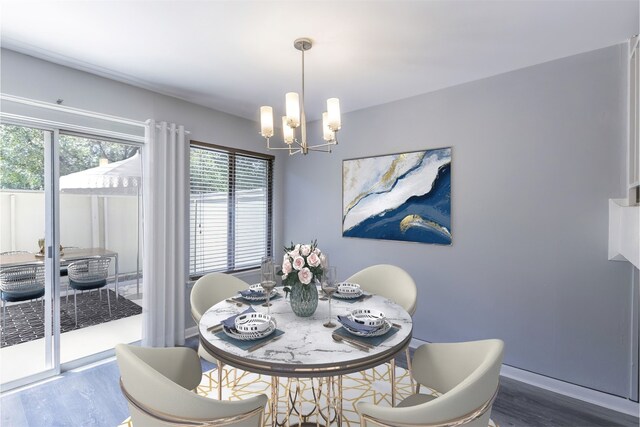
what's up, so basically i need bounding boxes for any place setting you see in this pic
[209,257,285,352]
[233,257,281,309]
[331,307,401,350]
[331,282,373,303]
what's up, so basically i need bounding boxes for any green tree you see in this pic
[0,124,138,190]
[0,125,44,190]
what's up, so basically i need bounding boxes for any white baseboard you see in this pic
[409,338,639,417]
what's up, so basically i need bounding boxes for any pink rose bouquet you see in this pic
[280,240,325,287]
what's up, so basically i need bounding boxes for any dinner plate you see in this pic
[223,319,277,341]
[342,319,392,337]
[239,287,278,301]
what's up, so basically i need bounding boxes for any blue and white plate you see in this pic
[342,319,391,337]
[239,284,278,301]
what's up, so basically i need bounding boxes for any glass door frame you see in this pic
[0,120,60,391]
[44,127,61,376]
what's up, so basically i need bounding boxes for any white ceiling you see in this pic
[1,1,638,122]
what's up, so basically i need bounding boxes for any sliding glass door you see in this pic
[57,132,143,365]
[0,123,58,387]
[0,123,143,389]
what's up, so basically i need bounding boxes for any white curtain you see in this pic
[142,120,188,347]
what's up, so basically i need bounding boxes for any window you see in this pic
[189,142,273,277]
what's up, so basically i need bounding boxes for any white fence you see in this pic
[190,189,268,275]
[0,190,139,274]
[1,188,267,277]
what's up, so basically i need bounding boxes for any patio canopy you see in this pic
[59,152,142,296]
[60,152,141,196]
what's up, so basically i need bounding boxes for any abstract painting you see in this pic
[342,147,451,245]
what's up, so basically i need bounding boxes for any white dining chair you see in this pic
[346,264,418,398]
[190,272,251,395]
[356,339,504,427]
[115,344,268,427]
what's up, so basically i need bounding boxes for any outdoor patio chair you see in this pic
[59,246,81,278]
[0,264,46,333]
[67,257,111,327]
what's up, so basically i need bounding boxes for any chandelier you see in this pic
[259,38,341,155]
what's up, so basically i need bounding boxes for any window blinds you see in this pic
[189,144,273,276]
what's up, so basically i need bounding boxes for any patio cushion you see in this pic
[1,288,45,302]
[69,278,107,291]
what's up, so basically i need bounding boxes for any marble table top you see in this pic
[199,288,413,377]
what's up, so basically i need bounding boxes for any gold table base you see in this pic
[119,365,497,427]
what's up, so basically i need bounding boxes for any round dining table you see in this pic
[198,288,413,426]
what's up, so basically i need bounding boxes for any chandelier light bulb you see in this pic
[260,106,274,138]
[282,116,294,144]
[327,98,341,131]
[285,92,300,128]
[322,112,335,142]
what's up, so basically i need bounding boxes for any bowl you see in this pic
[337,282,361,294]
[234,312,273,333]
[249,283,265,293]
[349,308,386,328]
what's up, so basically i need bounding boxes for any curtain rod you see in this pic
[2,94,191,135]
[1,93,146,127]
[0,112,145,143]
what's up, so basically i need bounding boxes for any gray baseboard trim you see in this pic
[409,337,639,417]
[185,325,198,338]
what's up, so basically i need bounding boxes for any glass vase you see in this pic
[290,281,318,317]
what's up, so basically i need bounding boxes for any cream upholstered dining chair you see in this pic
[190,272,251,396]
[346,264,417,316]
[346,264,418,395]
[115,344,268,427]
[356,339,504,427]
[190,272,250,361]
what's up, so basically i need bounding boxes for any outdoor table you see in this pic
[0,248,120,297]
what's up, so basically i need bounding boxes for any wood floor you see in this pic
[0,337,637,427]
[492,377,638,427]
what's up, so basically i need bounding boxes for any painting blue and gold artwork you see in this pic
[342,147,451,245]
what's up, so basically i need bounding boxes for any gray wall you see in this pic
[0,48,286,332]
[282,44,633,397]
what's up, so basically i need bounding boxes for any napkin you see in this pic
[337,315,379,333]
[221,306,255,329]
[240,289,265,297]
